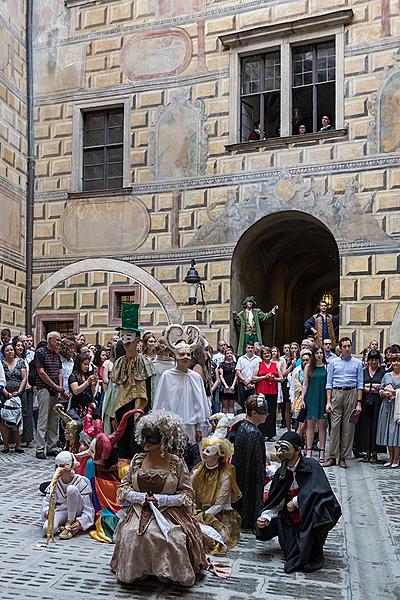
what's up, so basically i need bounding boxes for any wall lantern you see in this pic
[184,259,205,305]
[321,292,333,309]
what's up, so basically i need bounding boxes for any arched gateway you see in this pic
[231,211,340,349]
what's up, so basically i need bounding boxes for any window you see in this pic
[221,8,351,145]
[83,108,124,191]
[36,313,80,343]
[240,51,281,141]
[292,41,335,135]
[108,284,141,326]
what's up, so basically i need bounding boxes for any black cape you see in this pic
[231,420,266,529]
[256,455,341,573]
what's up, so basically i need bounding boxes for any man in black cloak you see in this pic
[231,394,267,529]
[255,431,341,573]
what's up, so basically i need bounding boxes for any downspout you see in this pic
[25,0,35,335]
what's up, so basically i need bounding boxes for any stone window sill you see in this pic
[68,187,132,200]
[225,128,348,153]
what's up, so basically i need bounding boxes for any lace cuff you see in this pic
[153,493,183,507]
[124,490,147,505]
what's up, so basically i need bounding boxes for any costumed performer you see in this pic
[209,412,230,438]
[53,403,82,454]
[304,299,338,347]
[111,410,208,587]
[152,324,211,443]
[77,408,144,543]
[191,436,241,555]
[233,296,278,356]
[231,394,267,529]
[42,451,95,542]
[102,303,154,434]
[256,432,341,573]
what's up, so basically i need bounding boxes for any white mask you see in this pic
[202,445,219,457]
[120,331,138,345]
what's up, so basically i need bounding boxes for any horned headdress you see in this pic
[164,324,201,355]
[53,404,82,452]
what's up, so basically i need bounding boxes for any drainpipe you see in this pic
[25,0,35,335]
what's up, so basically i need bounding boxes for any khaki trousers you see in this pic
[35,388,59,453]
[329,389,358,460]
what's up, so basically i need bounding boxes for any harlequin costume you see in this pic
[256,432,341,573]
[77,408,144,543]
[191,437,241,555]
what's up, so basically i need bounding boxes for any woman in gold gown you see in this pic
[191,437,241,555]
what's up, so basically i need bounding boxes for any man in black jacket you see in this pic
[255,432,341,573]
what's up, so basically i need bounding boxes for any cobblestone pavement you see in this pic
[0,442,399,600]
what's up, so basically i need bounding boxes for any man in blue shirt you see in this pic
[323,337,363,469]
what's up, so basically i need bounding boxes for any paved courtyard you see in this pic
[0,443,399,600]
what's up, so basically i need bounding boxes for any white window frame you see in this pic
[228,27,345,144]
[71,97,131,193]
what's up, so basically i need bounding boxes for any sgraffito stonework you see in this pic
[0,26,9,70]
[0,189,22,254]
[121,29,192,81]
[34,44,85,96]
[149,93,208,180]
[368,50,400,154]
[61,196,150,254]
[187,175,397,250]
[32,0,71,46]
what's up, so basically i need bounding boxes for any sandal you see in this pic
[305,448,312,459]
[319,448,325,464]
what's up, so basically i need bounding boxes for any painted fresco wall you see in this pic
[0,0,26,331]
[32,0,400,350]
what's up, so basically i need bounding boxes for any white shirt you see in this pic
[261,458,301,521]
[236,354,262,380]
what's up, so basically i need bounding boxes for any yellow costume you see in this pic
[191,437,241,555]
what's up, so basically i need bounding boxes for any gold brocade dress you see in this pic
[191,462,241,555]
[111,453,207,587]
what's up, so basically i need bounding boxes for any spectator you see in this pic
[68,353,98,421]
[319,114,334,131]
[0,327,11,358]
[376,348,400,468]
[1,342,27,453]
[323,339,336,363]
[354,350,385,463]
[302,344,328,463]
[218,345,237,414]
[248,120,261,141]
[13,338,34,447]
[142,332,157,362]
[280,343,293,430]
[235,342,261,408]
[18,334,35,363]
[34,331,67,460]
[298,123,307,134]
[324,337,363,469]
[253,346,283,441]
[290,349,311,436]
[212,339,234,368]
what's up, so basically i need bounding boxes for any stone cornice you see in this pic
[0,175,25,199]
[0,72,27,104]
[34,68,229,106]
[34,155,400,201]
[219,9,353,49]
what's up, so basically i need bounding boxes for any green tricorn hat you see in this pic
[117,303,144,333]
[241,295,257,306]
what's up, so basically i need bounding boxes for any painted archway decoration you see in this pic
[32,259,182,324]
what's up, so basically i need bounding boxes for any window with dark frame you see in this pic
[115,291,136,318]
[292,40,335,135]
[240,50,281,142]
[83,107,124,191]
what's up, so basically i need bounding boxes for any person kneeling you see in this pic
[192,436,241,555]
[42,451,95,542]
[255,432,341,573]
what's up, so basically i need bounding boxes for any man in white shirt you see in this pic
[235,342,261,409]
[212,340,236,368]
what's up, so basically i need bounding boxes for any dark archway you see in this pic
[231,211,340,349]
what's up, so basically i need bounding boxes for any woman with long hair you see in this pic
[1,342,27,453]
[253,346,283,441]
[68,353,98,420]
[218,345,237,414]
[302,344,328,462]
[191,341,213,399]
[377,347,400,468]
[142,332,157,361]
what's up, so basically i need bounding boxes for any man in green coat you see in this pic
[233,296,278,356]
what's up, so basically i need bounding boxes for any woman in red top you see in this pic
[253,346,283,441]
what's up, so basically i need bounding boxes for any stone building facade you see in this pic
[4,0,400,351]
[0,0,27,332]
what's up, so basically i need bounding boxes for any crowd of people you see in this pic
[0,297,399,587]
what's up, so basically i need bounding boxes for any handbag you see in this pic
[0,395,22,428]
[394,389,400,424]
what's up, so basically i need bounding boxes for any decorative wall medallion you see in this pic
[121,29,192,81]
[368,50,400,154]
[187,175,397,250]
[149,92,208,180]
[157,0,205,17]
[61,196,150,254]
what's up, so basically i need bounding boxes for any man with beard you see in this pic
[255,432,341,573]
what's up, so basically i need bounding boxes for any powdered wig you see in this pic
[135,410,187,456]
